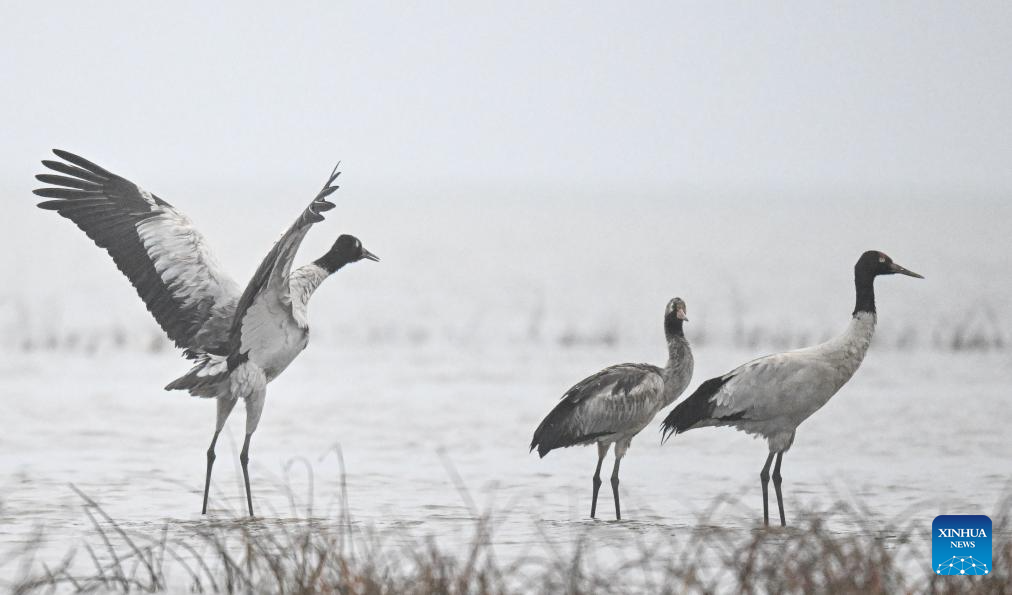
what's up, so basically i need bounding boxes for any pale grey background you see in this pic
[2,2,1010,351]
[2,2,1010,193]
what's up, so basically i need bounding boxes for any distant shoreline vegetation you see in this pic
[0,297,1006,355]
[6,483,1011,594]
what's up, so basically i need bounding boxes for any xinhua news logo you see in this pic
[932,515,992,576]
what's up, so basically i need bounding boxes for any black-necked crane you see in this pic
[34,149,379,517]
[662,251,922,526]
[531,298,694,520]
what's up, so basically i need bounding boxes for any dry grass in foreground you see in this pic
[5,486,1010,595]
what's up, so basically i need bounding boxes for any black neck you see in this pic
[664,313,684,339]
[853,271,876,315]
[314,252,350,274]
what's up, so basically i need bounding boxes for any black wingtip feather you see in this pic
[528,435,555,458]
[531,425,611,458]
[51,149,111,176]
[32,150,222,352]
[36,173,103,191]
[41,159,107,183]
[321,162,342,187]
[660,374,735,442]
[36,199,64,210]
[33,188,101,200]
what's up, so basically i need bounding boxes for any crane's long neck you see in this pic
[662,316,694,405]
[314,250,353,275]
[294,262,331,295]
[854,270,877,315]
[820,310,877,386]
[291,249,354,309]
[664,336,692,375]
[289,263,331,326]
[822,265,879,382]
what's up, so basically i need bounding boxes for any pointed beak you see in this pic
[676,306,688,321]
[890,262,923,279]
[361,248,380,262]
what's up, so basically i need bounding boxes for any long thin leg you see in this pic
[240,433,254,517]
[760,452,775,526]
[241,388,266,519]
[611,439,630,520]
[590,442,609,519]
[201,430,221,515]
[610,456,622,520]
[772,452,786,527]
[202,398,237,515]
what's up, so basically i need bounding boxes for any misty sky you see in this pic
[1,2,1010,196]
[2,2,1010,351]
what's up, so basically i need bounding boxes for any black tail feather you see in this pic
[530,398,615,458]
[661,375,734,442]
[531,430,612,458]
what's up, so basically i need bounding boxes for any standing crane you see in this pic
[34,149,379,517]
[662,251,922,526]
[531,298,694,519]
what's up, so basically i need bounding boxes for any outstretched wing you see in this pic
[34,149,241,356]
[531,363,664,457]
[226,164,341,365]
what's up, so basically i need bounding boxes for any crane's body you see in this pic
[663,251,922,526]
[34,150,378,517]
[671,311,874,453]
[531,298,693,519]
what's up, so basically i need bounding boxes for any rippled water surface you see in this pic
[2,344,1009,576]
[2,194,1011,586]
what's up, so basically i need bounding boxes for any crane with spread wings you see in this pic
[35,150,379,517]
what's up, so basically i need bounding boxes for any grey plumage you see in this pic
[660,374,739,436]
[35,150,241,357]
[34,151,378,517]
[663,313,876,452]
[164,165,344,397]
[661,250,923,526]
[531,362,665,457]
[531,297,693,519]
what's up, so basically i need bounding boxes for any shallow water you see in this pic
[1,343,1009,579]
[2,187,1011,586]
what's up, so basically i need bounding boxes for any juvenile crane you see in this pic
[662,251,922,526]
[531,298,693,519]
[34,150,379,517]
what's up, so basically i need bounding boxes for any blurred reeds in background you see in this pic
[2,292,1005,357]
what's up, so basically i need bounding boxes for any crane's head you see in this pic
[333,234,380,263]
[316,235,380,273]
[855,250,922,280]
[666,297,688,321]
[664,297,688,338]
